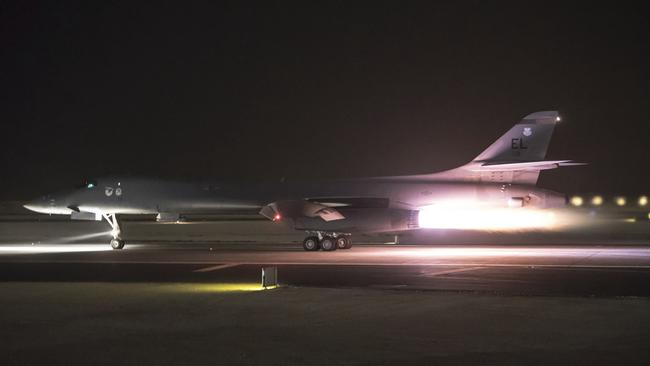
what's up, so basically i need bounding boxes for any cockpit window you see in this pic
[77,179,98,189]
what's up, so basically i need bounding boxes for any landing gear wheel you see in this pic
[335,236,350,250]
[110,239,125,250]
[320,236,336,251]
[303,236,319,251]
[342,236,353,249]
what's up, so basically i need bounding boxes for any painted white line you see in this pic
[423,267,484,277]
[193,263,240,273]
[3,260,650,269]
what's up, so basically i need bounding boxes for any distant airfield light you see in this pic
[273,213,282,221]
[591,196,603,206]
[638,195,648,207]
[615,197,626,206]
[555,116,561,122]
[569,196,584,207]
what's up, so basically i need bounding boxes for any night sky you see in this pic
[2,1,649,200]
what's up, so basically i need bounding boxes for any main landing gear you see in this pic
[302,232,352,252]
[103,213,125,250]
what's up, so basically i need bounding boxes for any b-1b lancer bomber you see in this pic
[24,111,581,251]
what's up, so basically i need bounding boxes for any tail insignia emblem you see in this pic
[523,127,533,137]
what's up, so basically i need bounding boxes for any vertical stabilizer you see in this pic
[473,111,560,163]
[404,111,567,185]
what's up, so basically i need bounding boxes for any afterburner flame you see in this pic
[417,203,557,231]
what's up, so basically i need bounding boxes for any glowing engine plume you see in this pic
[417,203,557,231]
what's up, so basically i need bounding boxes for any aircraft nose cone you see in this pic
[23,203,39,213]
[23,200,43,213]
[23,196,54,213]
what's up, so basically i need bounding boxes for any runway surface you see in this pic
[3,218,650,365]
[2,243,650,296]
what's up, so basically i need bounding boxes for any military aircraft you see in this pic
[24,111,580,251]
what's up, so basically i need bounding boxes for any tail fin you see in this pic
[423,111,583,185]
[473,111,560,163]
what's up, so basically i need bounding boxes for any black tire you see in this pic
[110,239,125,250]
[320,236,336,251]
[303,236,320,251]
[335,236,349,250]
[343,236,352,249]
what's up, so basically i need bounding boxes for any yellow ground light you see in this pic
[165,283,277,293]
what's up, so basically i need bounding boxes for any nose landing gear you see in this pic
[103,213,125,250]
[110,238,125,250]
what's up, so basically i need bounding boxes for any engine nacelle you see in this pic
[293,208,418,233]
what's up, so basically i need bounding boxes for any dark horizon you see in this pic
[2,2,649,200]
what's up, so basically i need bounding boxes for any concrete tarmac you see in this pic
[2,243,650,296]
[2,216,650,365]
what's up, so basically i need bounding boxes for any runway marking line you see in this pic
[422,266,484,277]
[193,263,240,273]
[3,260,650,270]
